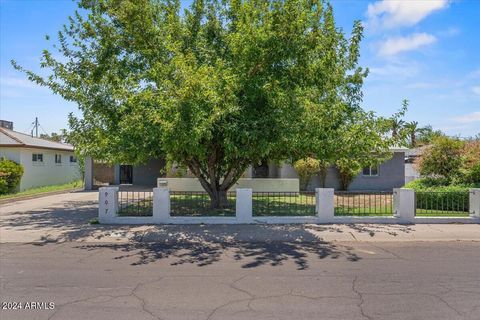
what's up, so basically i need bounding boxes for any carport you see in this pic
[84,157,165,190]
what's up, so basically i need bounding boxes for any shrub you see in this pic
[405,178,478,211]
[416,136,464,180]
[0,159,24,194]
[294,157,321,190]
[459,140,480,183]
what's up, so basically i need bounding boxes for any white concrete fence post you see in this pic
[316,188,334,223]
[98,186,119,224]
[236,188,253,223]
[153,186,171,223]
[393,188,415,223]
[469,188,480,218]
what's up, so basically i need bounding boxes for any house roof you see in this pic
[389,146,409,153]
[405,145,429,157]
[0,127,74,152]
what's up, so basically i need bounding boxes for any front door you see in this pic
[253,161,269,178]
[120,165,133,184]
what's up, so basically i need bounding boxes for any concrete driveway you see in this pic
[1,192,480,320]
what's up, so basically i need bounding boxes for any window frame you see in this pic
[69,155,77,164]
[362,165,380,177]
[55,154,62,165]
[32,153,44,164]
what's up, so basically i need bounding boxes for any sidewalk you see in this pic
[2,222,479,244]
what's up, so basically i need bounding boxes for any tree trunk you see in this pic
[188,160,246,210]
[319,164,328,188]
[209,189,229,209]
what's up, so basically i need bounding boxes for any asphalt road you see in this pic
[1,240,480,320]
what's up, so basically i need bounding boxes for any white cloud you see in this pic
[367,0,449,29]
[472,86,480,95]
[453,111,480,124]
[369,63,419,78]
[379,33,436,56]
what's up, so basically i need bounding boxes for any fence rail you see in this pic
[252,192,316,216]
[117,191,153,216]
[170,191,236,217]
[100,187,479,224]
[334,191,393,216]
[415,191,470,216]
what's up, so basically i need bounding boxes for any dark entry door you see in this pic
[120,165,133,184]
[253,161,269,178]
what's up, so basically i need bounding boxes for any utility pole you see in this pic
[31,117,39,137]
[35,117,38,138]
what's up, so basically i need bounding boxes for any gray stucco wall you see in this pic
[347,152,405,191]
[132,158,165,187]
[279,152,406,191]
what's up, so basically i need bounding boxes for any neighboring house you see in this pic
[404,145,428,184]
[0,122,80,191]
[84,147,408,191]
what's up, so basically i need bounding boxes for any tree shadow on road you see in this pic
[73,224,360,270]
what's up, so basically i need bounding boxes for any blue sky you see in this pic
[1,0,479,136]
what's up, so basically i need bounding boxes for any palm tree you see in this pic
[404,121,424,147]
[391,118,405,139]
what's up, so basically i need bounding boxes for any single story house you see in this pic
[84,147,408,191]
[0,122,80,191]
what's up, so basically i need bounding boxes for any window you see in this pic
[69,156,77,163]
[362,165,379,176]
[55,154,62,164]
[32,153,43,163]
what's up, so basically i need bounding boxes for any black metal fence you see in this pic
[170,191,236,216]
[334,191,393,216]
[252,192,316,216]
[415,191,469,216]
[117,191,153,216]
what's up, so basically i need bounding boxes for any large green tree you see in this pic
[15,0,379,207]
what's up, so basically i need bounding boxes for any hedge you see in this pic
[405,178,478,212]
[0,159,24,194]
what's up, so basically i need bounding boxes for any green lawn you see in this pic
[415,209,469,217]
[0,180,83,200]
[334,206,393,216]
[253,194,316,216]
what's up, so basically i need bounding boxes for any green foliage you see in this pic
[416,136,464,180]
[333,109,394,190]
[408,137,480,210]
[0,159,24,194]
[13,0,390,206]
[293,157,321,190]
[459,139,480,184]
[335,159,360,191]
[416,125,444,146]
[39,130,68,143]
[405,179,476,212]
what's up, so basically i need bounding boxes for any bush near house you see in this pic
[293,158,321,190]
[0,159,24,194]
